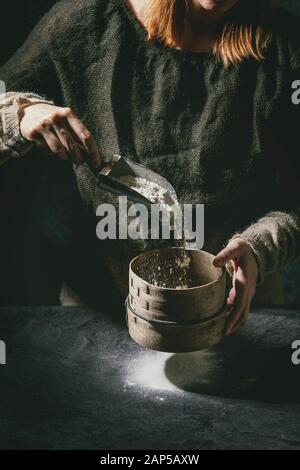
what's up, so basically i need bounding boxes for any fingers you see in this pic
[53,123,84,165]
[214,239,245,268]
[225,273,249,336]
[21,104,101,168]
[227,286,236,307]
[230,296,251,335]
[216,238,258,337]
[66,109,102,169]
[225,271,256,336]
[37,122,69,161]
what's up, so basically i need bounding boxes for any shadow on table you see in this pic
[164,333,300,404]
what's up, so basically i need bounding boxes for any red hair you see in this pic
[146,0,272,66]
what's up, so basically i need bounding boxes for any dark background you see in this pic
[0,0,299,306]
[0,1,57,66]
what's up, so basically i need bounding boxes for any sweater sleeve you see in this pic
[0,92,54,163]
[228,210,300,282]
[0,4,63,163]
[228,13,300,282]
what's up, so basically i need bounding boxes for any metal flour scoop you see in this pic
[92,155,178,207]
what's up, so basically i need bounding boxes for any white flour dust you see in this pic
[115,175,193,289]
[125,350,223,395]
[137,250,193,289]
[125,352,180,393]
[114,175,177,207]
[174,251,192,289]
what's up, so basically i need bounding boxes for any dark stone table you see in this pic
[0,306,299,450]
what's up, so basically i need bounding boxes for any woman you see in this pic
[0,0,299,334]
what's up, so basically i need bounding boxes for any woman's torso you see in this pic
[63,1,289,239]
[3,0,297,303]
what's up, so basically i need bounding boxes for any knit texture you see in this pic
[0,0,299,300]
[0,92,54,161]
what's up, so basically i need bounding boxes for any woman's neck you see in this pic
[189,1,227,27]
[125,0,224,52]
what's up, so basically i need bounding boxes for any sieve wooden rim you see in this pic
[129,247,225,292]
[126,296,228,326]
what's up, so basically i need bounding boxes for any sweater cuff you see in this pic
[227,209,300,284]
[2,96,54,157]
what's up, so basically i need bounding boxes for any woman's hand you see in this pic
[20,103,101,169]
[213,237,259,336]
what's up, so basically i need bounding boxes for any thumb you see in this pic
[213,240,245,268]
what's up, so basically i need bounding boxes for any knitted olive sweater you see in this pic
[0,0,299,303]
